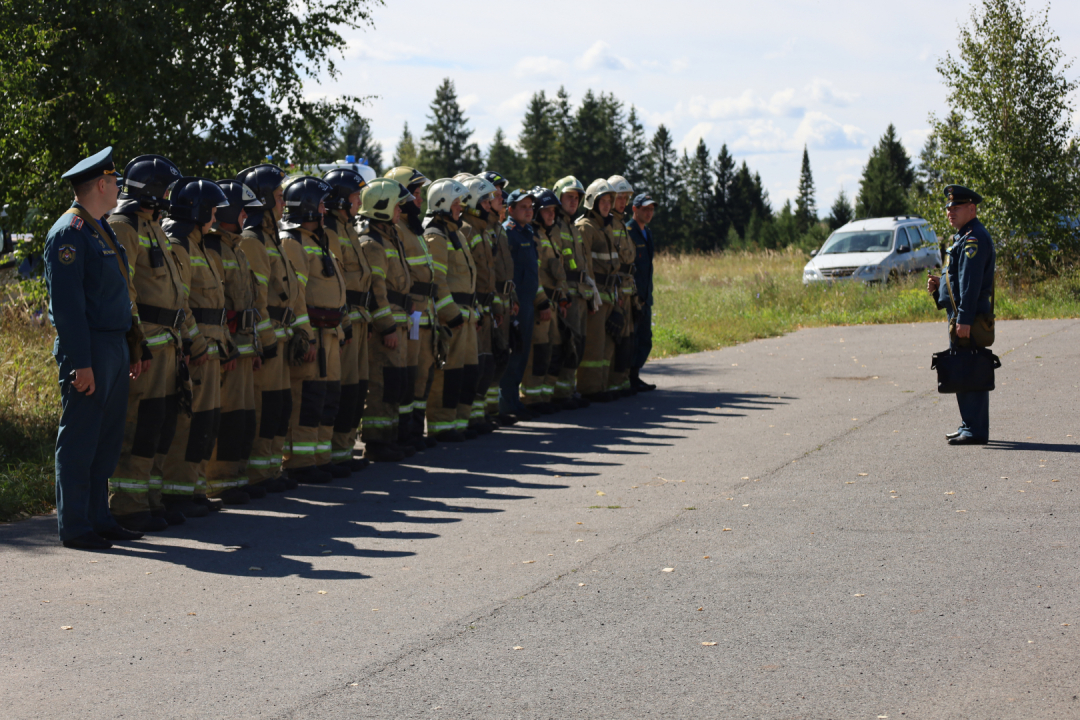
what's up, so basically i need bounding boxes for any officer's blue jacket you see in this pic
[626,217,655,307]
[44,202,132,368]
[504,218,539,315]
[936,218,995,325]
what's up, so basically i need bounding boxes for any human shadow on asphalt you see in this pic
[983,440,1080,453]
[0,388,789,578]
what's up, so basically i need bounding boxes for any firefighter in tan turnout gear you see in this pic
[357,178,414,463]
[160,178,233,518]
[108,154,192,532]
[279,176,348,484]
[551,176,593,409]
[606,175,637,396]
[385,166,438,452]
[236,163,301,493]
[424,178,477,442]
[479,172,517,425]
[575,178,619,402]
[203,180,266,505]
[322,167,373,473]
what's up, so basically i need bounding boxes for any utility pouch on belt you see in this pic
[268,305,296,327]
[227,308,258,334]
[308,306,344,329]
[497,281,515,295]
[346,290,371,309]
[176,349,193,417]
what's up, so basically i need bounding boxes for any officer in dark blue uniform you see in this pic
[499,189,539,418]
[626,193,657,392]
[927,184,995,445]
[45,147,145,549]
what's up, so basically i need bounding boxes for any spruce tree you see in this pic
[418,78,482,180]
[856,124,914,217]
[681,139,714,251]
[486,127,524,185]
[728,162,755,240]
[623,106,649,191]
[551,86,577,180]
[794,145,817,234]
[518,91,558,188]
[643,124,681,250]
[336,118,383,173]
[710,144,736,247]
[392,121,419,169]
[827,188,855,230]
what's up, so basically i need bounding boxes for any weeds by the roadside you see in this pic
[651,249,1080,357]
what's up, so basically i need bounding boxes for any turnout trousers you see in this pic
[285,327,342,470]
[399,319,422,442]
[413,322,436,431]
[162,356,221,498]
[555,296,587,400]
[108,340,178,518]
[206,356,256,495]
[471,314,495,426]
[522,314,556,405]
[577,301,614,395]
[608,304,635,393]
[248,340,291,484]
[363,325,408,444]
[428,314,478,435]
[487,300,513,416]
[332,319,369,464]
[54,331,129,541]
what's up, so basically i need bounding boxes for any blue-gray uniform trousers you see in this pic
[54,331,129,540]
[947,311,989,440]
[633,304,652,370]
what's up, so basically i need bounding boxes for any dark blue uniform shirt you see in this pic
[504,218,539,313]
[936,218,994,326]
[626,217,654,307]
[44,202,132,368]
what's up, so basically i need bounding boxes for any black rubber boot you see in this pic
[119,512,170,532]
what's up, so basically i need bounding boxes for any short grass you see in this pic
[651,249,1080,358]
[0,289,59,522]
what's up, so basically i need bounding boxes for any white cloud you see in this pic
[493,91,533,126]
[514,56,568,79]
[730,119,789,153]
[793,112,868,151]
[575,41,634,71]
[687,80,857,121]
[807,78,858,107]
[902,127,932,157]
[679,122,715,152]
[458,94,479,111]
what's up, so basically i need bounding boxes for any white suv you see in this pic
[803,216,941,285]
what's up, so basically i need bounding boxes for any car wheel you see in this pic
[887,268,902,285]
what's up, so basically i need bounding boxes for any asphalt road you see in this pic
[2,319,1079,719]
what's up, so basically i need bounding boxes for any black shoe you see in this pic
[947,435,988,446]
[263,477,288,493]
[242,483,268,499]
[162,497,210,518]
[365,442,406,462]
[219,488,251,506]
[463,427,478,440]
[291,466,333,484]
[393,442,418,457]
[343,458,369,472]
[583,392,615,403]
[96,526,143,541]
[433,430,467,443]
[62,532,112,550]
[423,435,438,448]
[497,413,518,426]
[119,512,170,532]
[572,394,591,408]
[512,408,536,421]
[945,430,963,440]
[472,420,497,435]
[410,436,428,452]
[634,379,657,391]
[152,508,186,526]
[193,494,223,512]
[319,463,352,479]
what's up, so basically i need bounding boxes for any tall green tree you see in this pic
[794,145,817,234]
[486,127,524,184]
[623,106,649,192]
[392,122,420,169]
[571,90,627,183]
[856,124,915,217]
[679,139,714,251]
[336,118,383,173]
[827,188,855,230]
[643,125,681,250]
[518,91,558,188]
[5,0,377,251]
[710,144,737,247]
[551,86,577,183]
[917,0,1079,274]
[419,78,482,180]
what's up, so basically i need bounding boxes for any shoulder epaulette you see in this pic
[108,213,139,232]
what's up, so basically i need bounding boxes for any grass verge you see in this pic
[651,249,1080,358]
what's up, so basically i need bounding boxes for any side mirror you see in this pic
[896,245,910,254]
[809,248,818,257]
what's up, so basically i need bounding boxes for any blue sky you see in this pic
[311,0,1080,212]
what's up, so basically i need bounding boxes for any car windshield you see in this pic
[819,230,894,254]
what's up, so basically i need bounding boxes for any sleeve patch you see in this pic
[69,216,84,230]
[58,244,76,264]
[964,246,978,258]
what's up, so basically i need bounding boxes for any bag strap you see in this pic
[943,268,958,315]
[64,207,128,282]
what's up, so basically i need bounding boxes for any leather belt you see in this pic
[268,306,296,326]
[620,262,635,274]
[593,272,619,287]
[190,307,227,326]
[346,290,371,308]
[385,290,408,307]
[137,303,186,329]
[452,292,475,305]
[565,270,584,283]
[496,281,515,294]
[476,292,495,305]
[409,281,437,298]
[227,308,258,332]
